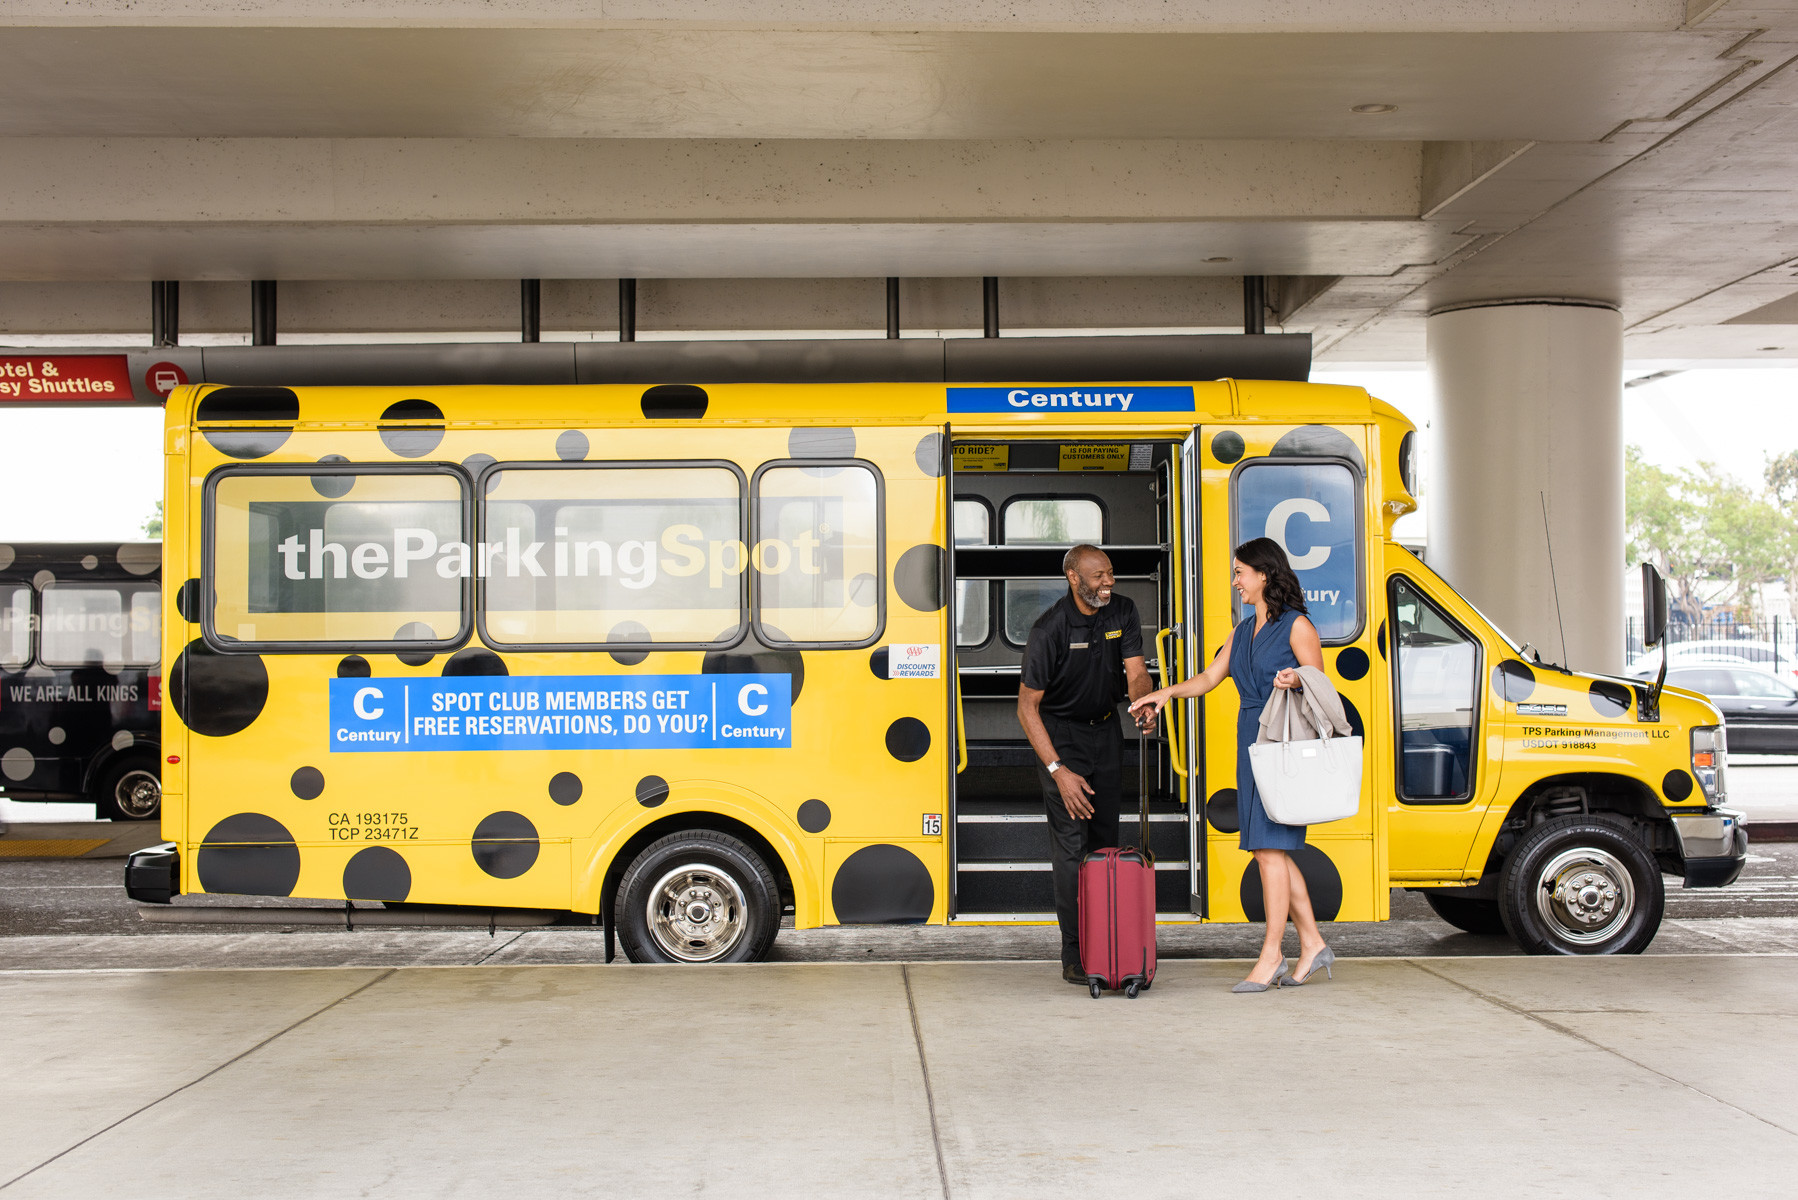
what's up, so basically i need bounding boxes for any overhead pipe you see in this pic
[151,281,180,347]
[983,276,1000,338]
[619,278,637,342]
[1243,275,1268,336]
[250,280,277,346]
[521,279,541,343]
[886,277,901,339]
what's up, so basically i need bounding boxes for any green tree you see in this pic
[1765,450,1798,618]
[142,500,163,539]
[1625,446,1709,625]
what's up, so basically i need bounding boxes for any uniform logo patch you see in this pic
[1104,629,1122,640]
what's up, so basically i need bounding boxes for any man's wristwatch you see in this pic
[1046,760,1062,775]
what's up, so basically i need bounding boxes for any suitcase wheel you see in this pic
[1124,981,1141,999]
[1088,980,1103,1000]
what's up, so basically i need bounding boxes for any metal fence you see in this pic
[1623,615,1798,670]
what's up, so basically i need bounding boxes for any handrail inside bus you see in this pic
[1156,626,1187,781]
[955,680,968,774]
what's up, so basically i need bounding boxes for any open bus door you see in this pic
[1192,422,1387,925]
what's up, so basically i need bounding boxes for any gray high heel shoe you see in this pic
[1230,958,1290,993]
[1285,946,1335,986]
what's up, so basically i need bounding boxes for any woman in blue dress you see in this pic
[1130,537,1333,991]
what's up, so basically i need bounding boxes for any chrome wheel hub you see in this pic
[647,864,747,963]
[1536,847,1634,946]
[114,769,161,820]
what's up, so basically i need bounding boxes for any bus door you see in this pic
[1194,425,1386,924]
[948,437,1187,921]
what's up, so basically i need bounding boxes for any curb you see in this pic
[1749,821,1798,843]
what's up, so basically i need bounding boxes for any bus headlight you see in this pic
[1691,725,1726,804]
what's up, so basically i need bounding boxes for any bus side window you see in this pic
[953,499,990,546]
[1233,459,1362,643]
[1,586,29,667]
[955,579,991,648]
[753,463,883,647]
[1390,578,1479,803]
[1001,497,1102,544]
[129,591,161,667]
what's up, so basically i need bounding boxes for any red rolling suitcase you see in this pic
[1078,845,1157,999]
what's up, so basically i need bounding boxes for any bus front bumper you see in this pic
[125,842,180,904]
[1672,809,1747,889]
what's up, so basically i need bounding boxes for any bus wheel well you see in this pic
[601,813,796,923]
[1479,773,1672,881]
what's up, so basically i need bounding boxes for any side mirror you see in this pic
[1640,562,1670,722]
[1641,562,1669,648]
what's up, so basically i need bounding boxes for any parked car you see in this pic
[1664,666,1798,754]
[1629,639,1798,681]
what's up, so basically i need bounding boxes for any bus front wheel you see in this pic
[95,757,161,822]
[1499,816,1664,955]
[616,831,780,964]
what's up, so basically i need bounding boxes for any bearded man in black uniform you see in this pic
[1016,544,1156,984]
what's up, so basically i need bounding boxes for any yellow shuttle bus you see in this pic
[128,374,1747,959]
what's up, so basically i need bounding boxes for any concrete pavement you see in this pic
[1,955,1794,1198]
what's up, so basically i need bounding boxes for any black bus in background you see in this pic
[0,542,162,820]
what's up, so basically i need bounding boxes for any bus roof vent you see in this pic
[195,386,299,423]
[641,385,709,420]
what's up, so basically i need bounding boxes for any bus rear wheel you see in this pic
[95,757,161,822]
[616,831,780,964]
[1422,892,1508,936]
[1499,816,1664,955]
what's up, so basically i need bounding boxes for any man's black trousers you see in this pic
[1034,711,1123,963]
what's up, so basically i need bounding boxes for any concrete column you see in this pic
[1427,301,1624,674]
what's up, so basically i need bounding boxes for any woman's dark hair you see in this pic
[1233,536,1309,621]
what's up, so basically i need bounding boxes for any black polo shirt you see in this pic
[1021,591,1143,720]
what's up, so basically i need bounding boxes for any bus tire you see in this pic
[616,830,780,964]
[1498,816,1663,955]
[1422,892,1508,937]
[94,756,161,822]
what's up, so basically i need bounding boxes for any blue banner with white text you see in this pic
[328,673,792,752]
[947,386,1195,414]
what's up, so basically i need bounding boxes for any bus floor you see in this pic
[1,954,1794,1196]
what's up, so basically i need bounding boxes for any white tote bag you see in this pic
[1248,700,1363,826]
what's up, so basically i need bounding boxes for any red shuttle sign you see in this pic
[0,355,135,401]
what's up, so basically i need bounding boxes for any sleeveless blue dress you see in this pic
[1229,608,1307,851]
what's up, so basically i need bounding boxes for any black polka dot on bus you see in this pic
[607,621,650,667]
[556,430,589,462]
[914,432,944,477]
[310,454,354,499]
[443,647,507,677]
[1335,647,1370,681]
[1271,425,1365,473]
[196,387,299,460]
[197,813,301,897]
[797,799,831,833]
[885,717,930,762]
[1206,788,1239,834]
[337,655,371,679]
[636,776,670,808]
[1340,695,1365,738]
[1376,621,1388,660]
[1590,679,1632,719]
[471,811,539,879]
[118,543,158,576]
[702,629,805,702]
[1241,846,1341,923]
[1210,430,1245,464]
[343,846,411,903]
[1662,769,1695,802]
[1492,660,1536,703]
[547,772,582,806]
[169,639,269,737]
[392,621,437,667]
[378,398,446,459]
[175,578,204,623]
[462,453,502,495]
[290,766,325,800]
[894,544,946,612]
[831,844,934,923]
[868,647,890,680]
[789,427,856,459]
